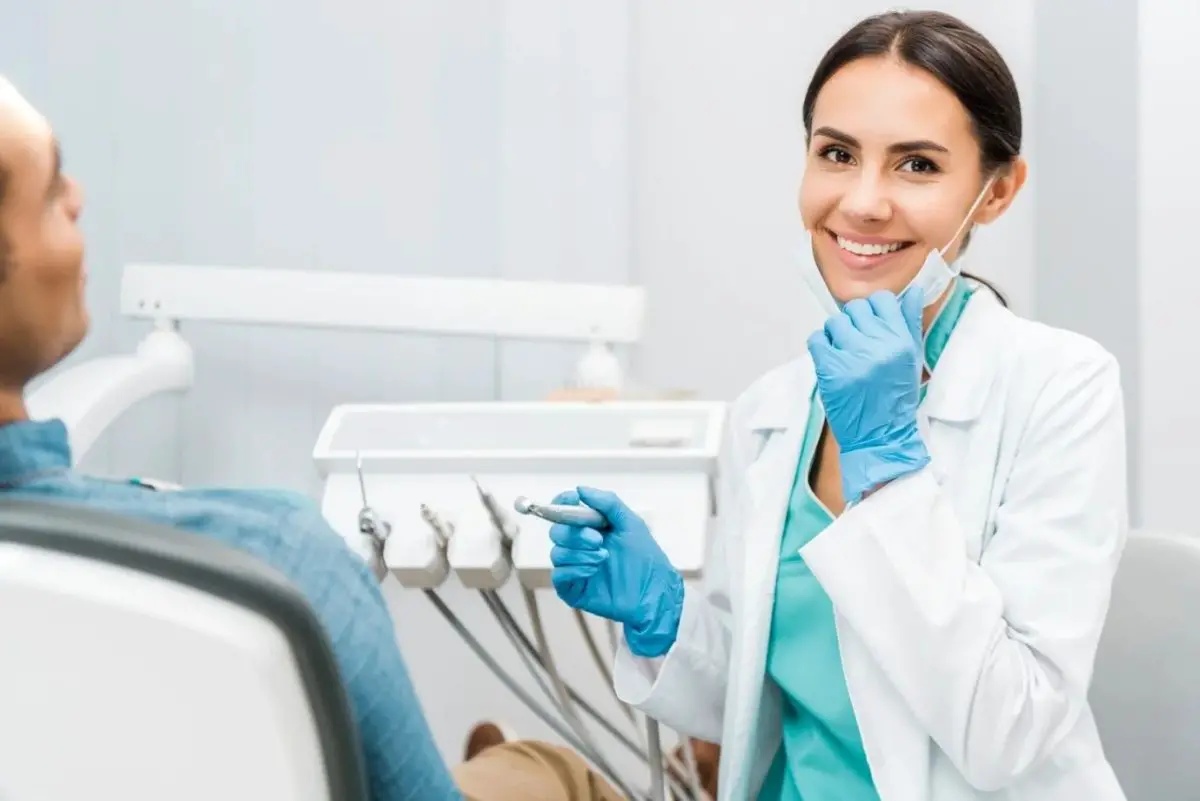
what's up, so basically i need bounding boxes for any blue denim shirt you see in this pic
[0,419,462,801]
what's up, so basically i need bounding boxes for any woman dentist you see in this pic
[548,10,1128,801]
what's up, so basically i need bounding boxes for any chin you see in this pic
[818,265,894,305]
[814,247,918,302]
[57,313,90,363]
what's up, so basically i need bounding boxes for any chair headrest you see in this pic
[0,497,368,801]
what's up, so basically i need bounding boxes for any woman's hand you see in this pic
[548,487,684,657]
[806,288,931,503]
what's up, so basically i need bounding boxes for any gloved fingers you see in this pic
[549,522,605,550]
[842,297,884,334]
[551,545,609,567]
[806,328,835,363]
[822,313,859,348]
[551,572,587,605]
[898,285,926,346]
[551,489,581,506]
[552,564,601,587]
[865,289,908,333]
[576,486,635,526]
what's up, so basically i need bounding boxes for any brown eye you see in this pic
[899,156,939,174]
[819,145,855,165]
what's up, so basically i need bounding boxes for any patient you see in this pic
[0,77,722,801]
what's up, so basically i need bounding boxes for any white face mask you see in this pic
[800,175,997,318]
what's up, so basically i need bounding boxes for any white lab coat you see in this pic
[614,290,1129,801]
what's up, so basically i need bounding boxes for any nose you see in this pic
[838,173,892,223]
[64,175,83,221]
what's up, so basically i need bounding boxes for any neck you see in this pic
[0,387,29,426]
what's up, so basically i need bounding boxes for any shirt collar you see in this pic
[925,277,974,372]
[0,418,73,485]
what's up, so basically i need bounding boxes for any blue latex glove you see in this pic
[806,288,932,504]
[548,486,685,658]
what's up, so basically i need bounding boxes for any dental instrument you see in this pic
[473,475,517,543]
[355,452,390,581]
[514,496,609,530]
[419,503,453,546]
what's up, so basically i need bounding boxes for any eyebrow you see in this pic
[812,125,949,155]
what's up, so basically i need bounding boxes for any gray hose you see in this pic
[423,589,641,800]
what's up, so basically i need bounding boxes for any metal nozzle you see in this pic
[512,496,608,530]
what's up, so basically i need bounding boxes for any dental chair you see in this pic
[1091,528,1200,801]
[0,499,369,801]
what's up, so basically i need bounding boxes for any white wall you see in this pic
[633,2,1037,400]
[1137,0,1200,531]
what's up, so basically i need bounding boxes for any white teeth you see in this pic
[836,234,905,256]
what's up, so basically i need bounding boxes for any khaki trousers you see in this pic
[453,740,626,801]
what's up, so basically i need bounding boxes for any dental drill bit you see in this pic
[355,452,391,581]
[513,496,609,530]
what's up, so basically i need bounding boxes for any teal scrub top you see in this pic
[758,280,975,801]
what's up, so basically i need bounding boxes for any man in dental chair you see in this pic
[0,77,720,801]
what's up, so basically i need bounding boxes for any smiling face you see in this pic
[799,55,1022,308]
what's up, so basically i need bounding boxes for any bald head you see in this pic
[0,78,48,134]
[0,77,50,213]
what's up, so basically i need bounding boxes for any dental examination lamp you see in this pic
[0,499,368,801]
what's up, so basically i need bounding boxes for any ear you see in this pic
[975,158,1028,225]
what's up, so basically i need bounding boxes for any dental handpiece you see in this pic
[513,496,609,530]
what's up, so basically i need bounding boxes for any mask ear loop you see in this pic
[938,174,997,258]
[922,175,998,377]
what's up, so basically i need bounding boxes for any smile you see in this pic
[832,232,915,257]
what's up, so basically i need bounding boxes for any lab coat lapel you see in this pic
[915,291,1003,563]
[725,361,813,798]
[920,290,1000,425]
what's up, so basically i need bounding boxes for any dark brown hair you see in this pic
[803,10,1021,305]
